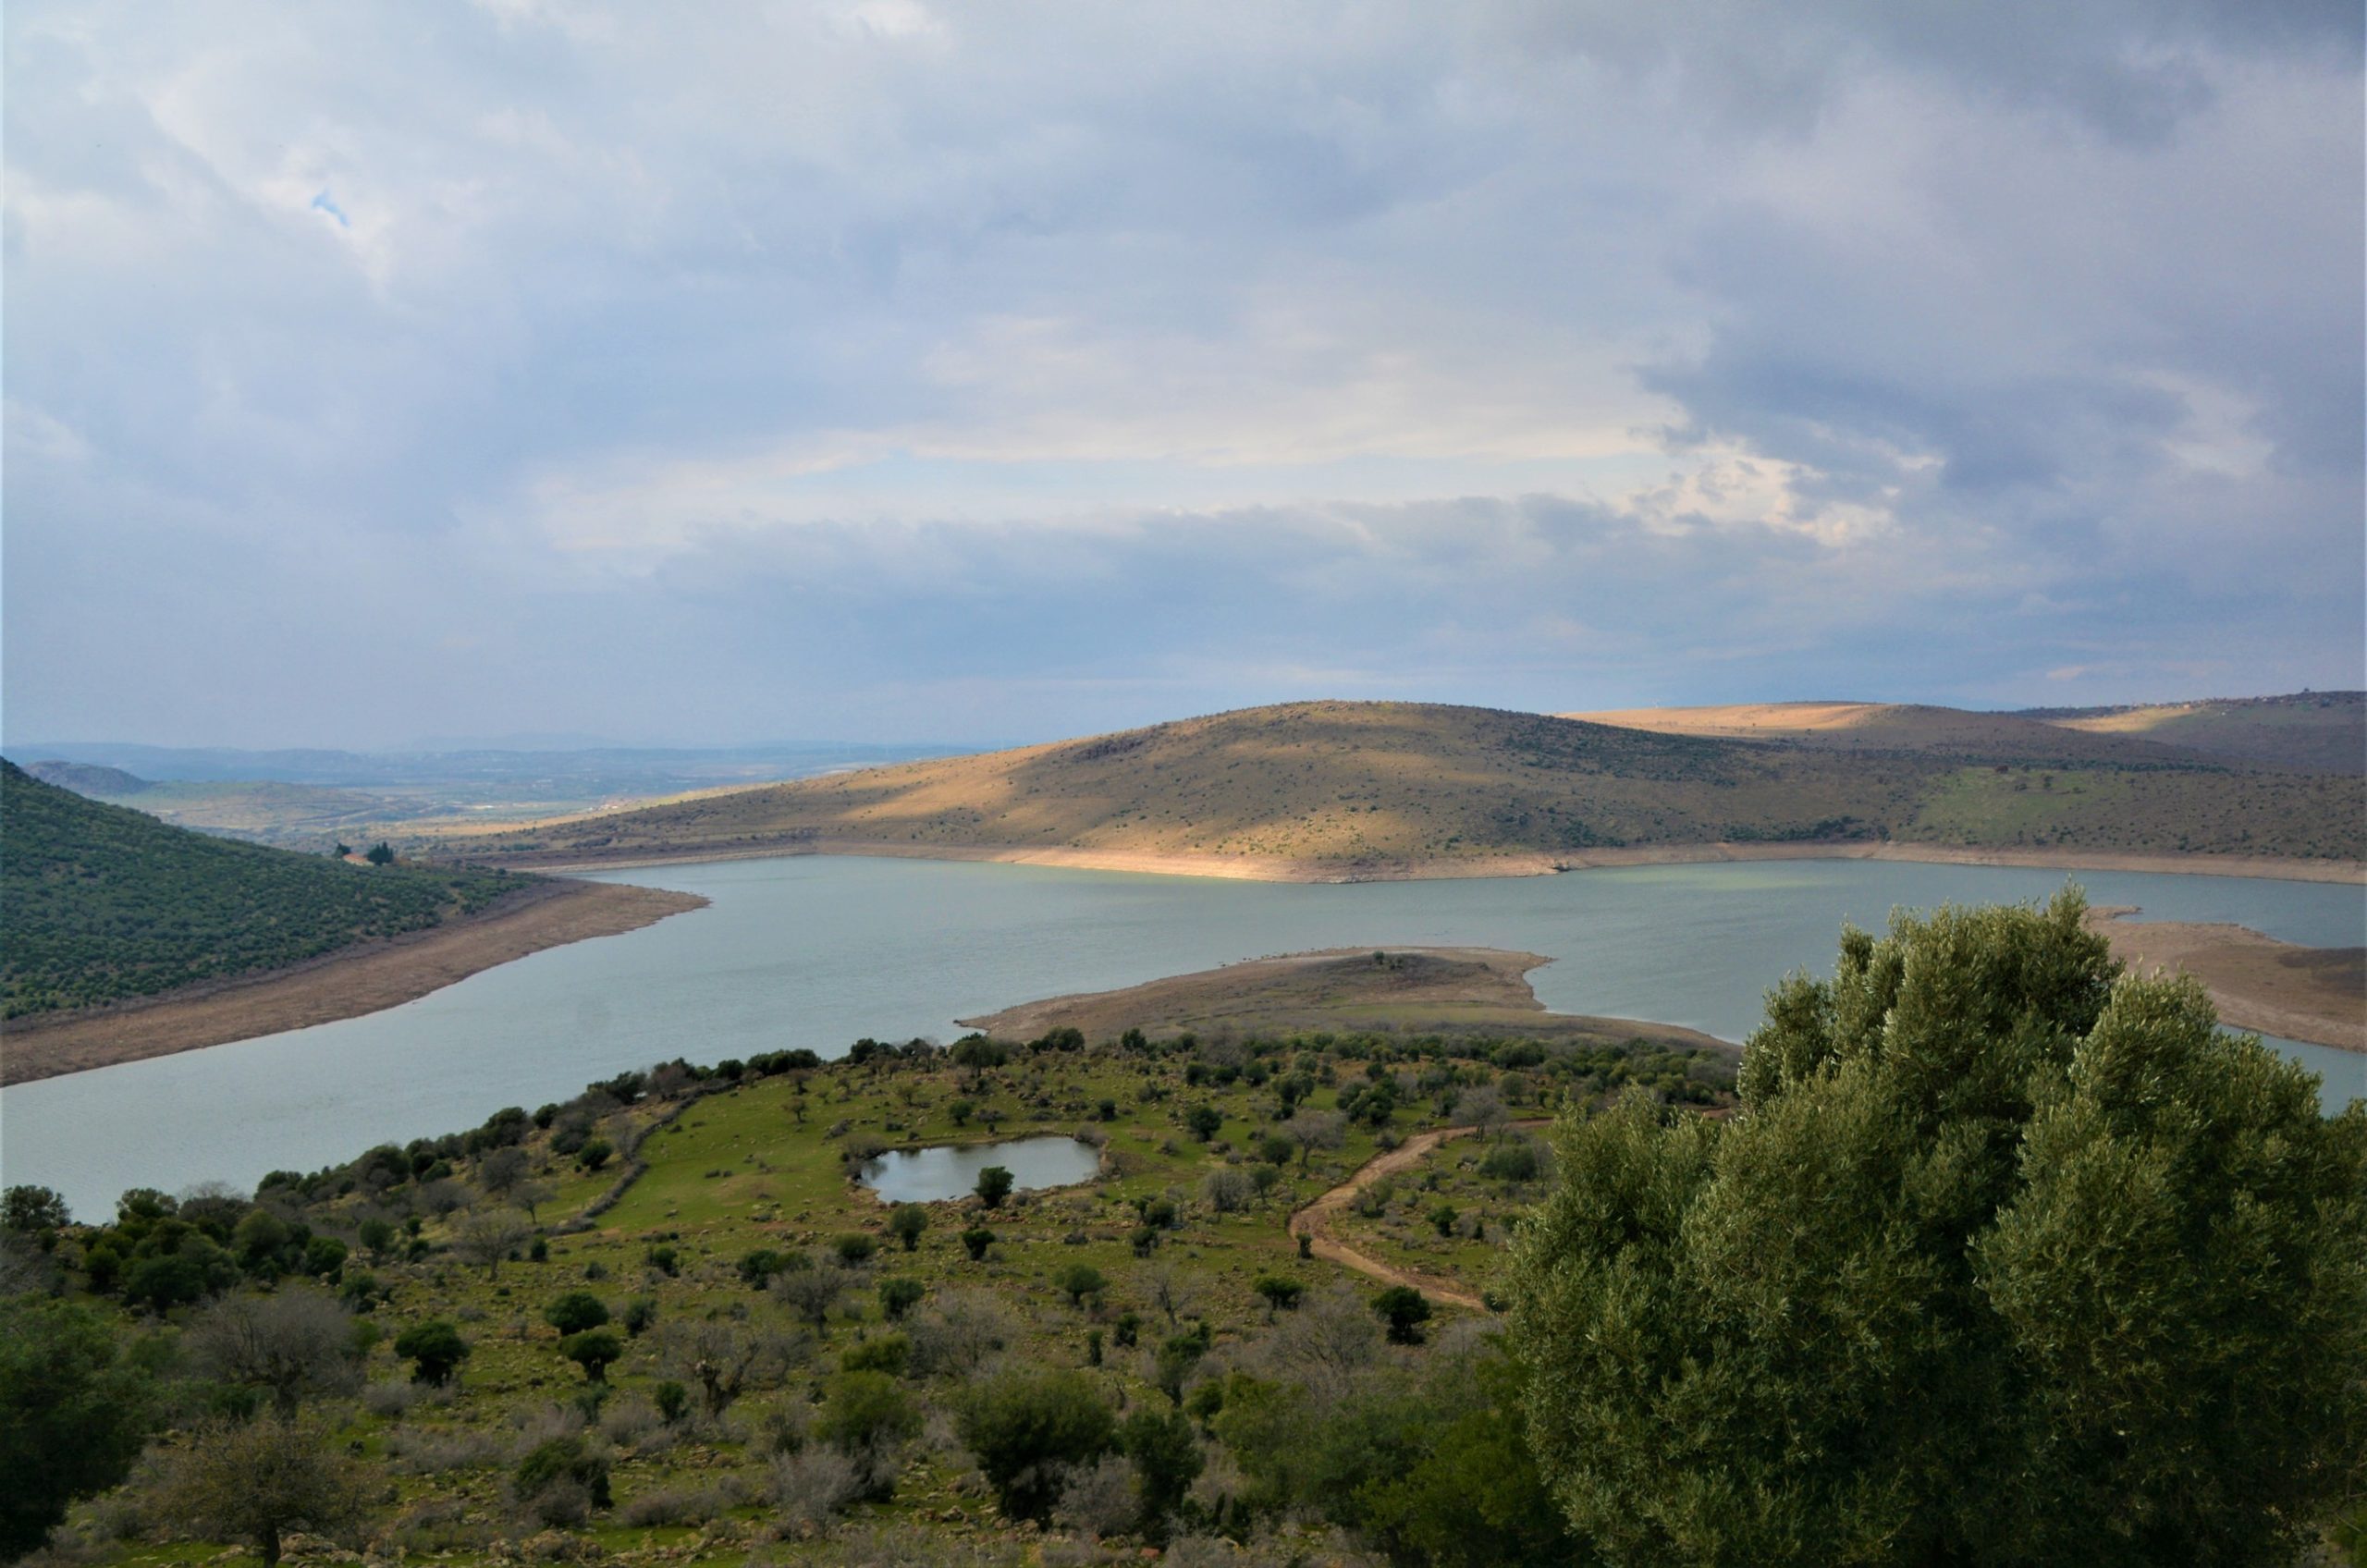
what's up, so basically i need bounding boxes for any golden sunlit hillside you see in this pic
[443,701,2365,878]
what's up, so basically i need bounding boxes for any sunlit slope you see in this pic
[1560,701,2209,763]
[452,701,2364,873]
[2019,692,2364,774]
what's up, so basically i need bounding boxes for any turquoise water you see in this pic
[4,855,2359,1218]
[856,1133,1104,1205]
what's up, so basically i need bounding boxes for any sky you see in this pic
[5,1,2361,750]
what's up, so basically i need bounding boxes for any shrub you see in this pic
[961,1227,997,1261]
[1185,1107,1223,1142]
[1372,1286,1431,1344]
[393,1320,470,1386]
[514,1435,610,1513]
[956,1369,1119,1523]
[833,1232,878,1266]
[975,1167,1015,1208]
[770,1447,861,1531]
[841,1333,912,1378]
[1253,1276,1305,1315]
[878,1277,926,1320]
[575,1138,613,1173]
[653,1380,689,1424]
[886,1205,927,1252]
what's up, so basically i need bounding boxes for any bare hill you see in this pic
[444,700,2364,878]
[2017,692,2364,774]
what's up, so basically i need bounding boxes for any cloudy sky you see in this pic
[6,1,2361,749]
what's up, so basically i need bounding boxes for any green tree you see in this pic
[0,1297,153,1559]
[1371,1285,1431,1344]
[1056,1264,1107,1307]
[154,1417,371,1568]
[363,841,395,866]
[1507,891,2367,1567]
[878,1277,925,1320]
[1120,1407,1203,1538]
[391,1319,470,1386]
[1252,1275,1304,1317]
[975,1165,1015,1208]
[543,1291,609,1335]
[957,1369,1118,1524]
[815,1370,922,1498]
[2,1184,70,1235]
[886,1204,927,1251]
[1185,1105,1223,1142]
[961,1226,996,1260]
[559,1329,623,1382]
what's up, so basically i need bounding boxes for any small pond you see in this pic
[857,1133,1104,1204]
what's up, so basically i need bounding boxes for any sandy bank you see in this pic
[2085,907,2364,1055]
[0,879,707,1085]
[520,834,2364,888]
[955,944,1735,1059]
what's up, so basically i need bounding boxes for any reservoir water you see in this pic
[856,1134,1105,1205]
[4,855,2360,1218]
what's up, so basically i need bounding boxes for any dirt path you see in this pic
[1287,1120,1552,1310]
[0,879,707,1085]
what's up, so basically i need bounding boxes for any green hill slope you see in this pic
[1,760,524,1019]
[448,701,2365,876]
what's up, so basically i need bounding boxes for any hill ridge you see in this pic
[439,699,2364,879]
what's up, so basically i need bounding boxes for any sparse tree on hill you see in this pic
[187,1289,362,1418]
[452,1208,531,1280]
[153,1417,370,1568]
[1509,890,2367,1567]
[363,841,394,866]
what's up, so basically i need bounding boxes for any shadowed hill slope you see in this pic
[444,701,2364,878]
[2017,692,2364,774]
[0,760,528,1019]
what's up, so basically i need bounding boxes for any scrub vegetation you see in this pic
[4,894,2361,1567]
[0,762,523,1019]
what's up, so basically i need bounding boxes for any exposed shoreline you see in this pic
[513,834,2365,887]
[0,879,707,1086]
[2085,907,2364,1055]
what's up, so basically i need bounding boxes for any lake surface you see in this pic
[5,854,2359,1218]
[856,1133,1104,1205]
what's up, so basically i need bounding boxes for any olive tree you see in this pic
[186,1288,362,1417]
[153,1417,370,1568]
[1507,890,2367,1567]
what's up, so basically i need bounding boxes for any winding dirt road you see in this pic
[1287,1121,1551,1310]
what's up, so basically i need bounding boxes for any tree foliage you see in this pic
[0,1297,153,1560]
[955,1368,1118,1524]
[153,1417,370,1568]
[1507,889,2367,1567]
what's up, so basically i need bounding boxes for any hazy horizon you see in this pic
[7,2,2361,751]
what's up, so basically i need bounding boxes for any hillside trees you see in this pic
[186,1289,362,1417]
[1507,890,2367,1567]
[153,1418,371,1568]
[0,1297,153,1559]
